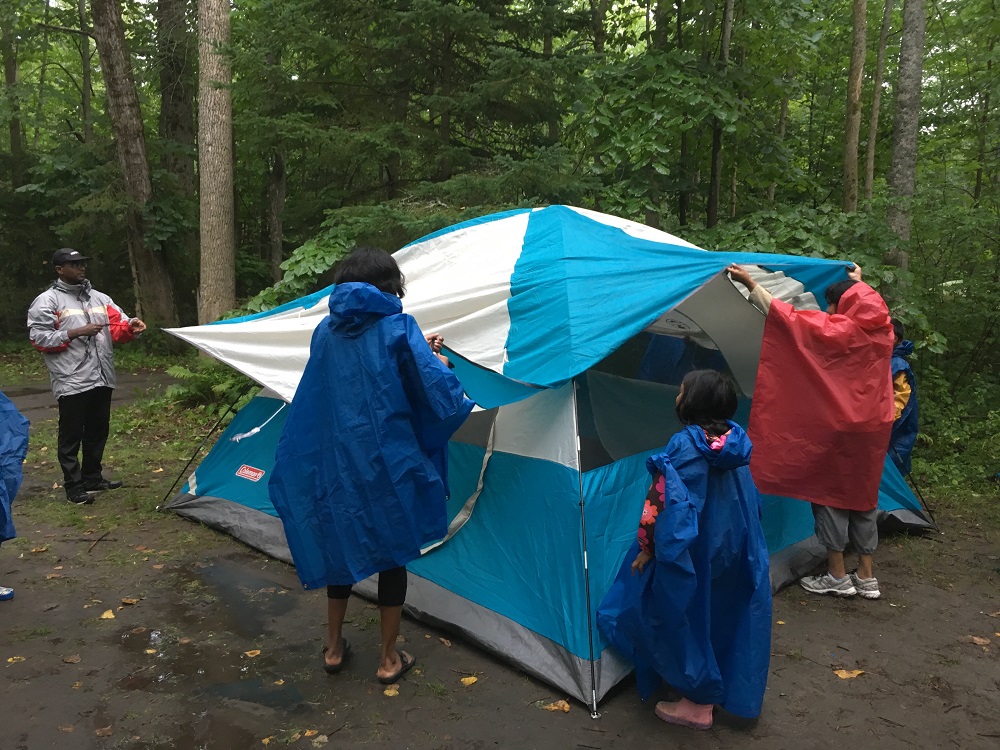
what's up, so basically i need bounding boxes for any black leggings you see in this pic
[327,566,407,607]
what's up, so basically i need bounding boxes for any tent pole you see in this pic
[571,379,601,719]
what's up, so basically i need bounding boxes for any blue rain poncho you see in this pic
[889,340,918,474]
[597,423,772,718]
[1,391,30,543]
[269,283,474,589]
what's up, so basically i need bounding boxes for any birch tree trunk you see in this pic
[78,0,92,143]
[841,0,867,212]
[886,0,927,265]
[864,0,894,202]
[197,0,236,323]
[91,0,178,325]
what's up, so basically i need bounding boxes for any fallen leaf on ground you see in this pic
[273,679,285,686]
[959,635,990,647]
[46,573,63,580]
[460,676,478,686]
[62,654,81,664]
[95,726,113,737]
[988,611,1000,618]
[71,681,82,689]
[30,546,48,553]
[59,726,74,733]
[383,684,400,696]
[144,649,157,655]
[543,700,571,713]
[151,564,164,570]
[134,546,149,551]
[7,656,26,663]
[54,565,63,570]
[98,609,115,620]
[244,649,261,658]
[52,482,59,489]
[121,598,140,606]
[304,730,318,737]
[290,733,302,742]
[44,603,59,611]
[131,627,147,634]
[833,669,864,679]
[312,736,329,746]
[439,637,452,647]
[152,468,164,473]
[261,738,273,746]
[395,634,406,643]
[178,637,193,645]
[776,620,786,625]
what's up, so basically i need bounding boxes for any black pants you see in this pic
[57,387,113,493]
[327,566,407,607]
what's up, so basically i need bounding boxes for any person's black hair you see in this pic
[824,279,858,308]
[675,369,738,437]
[331,246,406,298]
[891,317,905,341]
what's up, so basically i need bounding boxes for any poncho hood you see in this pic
[894,339,914,358]
[327,282,402,337]
[692,422,752,471]
[837,283,891,332]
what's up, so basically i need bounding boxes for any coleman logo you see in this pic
[236,464,265,482]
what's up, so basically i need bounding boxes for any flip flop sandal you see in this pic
[322,639,351,675]
[377,650,415,684]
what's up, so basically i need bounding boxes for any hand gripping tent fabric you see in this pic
[164,205,931,715]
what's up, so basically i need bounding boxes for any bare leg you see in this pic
[375,605,407,680]
[856,553,874,580]
[325,597,349,667]
[827,550,847,579]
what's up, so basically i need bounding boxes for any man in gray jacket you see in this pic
[27,249,146,504]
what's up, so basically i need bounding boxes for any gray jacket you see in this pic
[27,279,135,399]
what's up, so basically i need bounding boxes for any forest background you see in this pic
[0,0,997,493]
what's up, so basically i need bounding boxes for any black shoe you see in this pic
[67,489,96,505]
[85,479,123,491]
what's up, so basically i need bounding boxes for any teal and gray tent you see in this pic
[165,205,931,714]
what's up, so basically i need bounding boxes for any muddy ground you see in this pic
[2,381,999,750]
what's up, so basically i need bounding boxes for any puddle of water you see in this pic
[130,711,262,750]
[202,677,307,710]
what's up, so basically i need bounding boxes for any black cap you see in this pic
[51,248,92,266]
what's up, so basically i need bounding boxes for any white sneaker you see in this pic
[849,573,881,599]
[799,573,857,597]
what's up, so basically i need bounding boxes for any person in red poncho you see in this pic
[727,263,894,600]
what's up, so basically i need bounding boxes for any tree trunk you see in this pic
[33,0,51,148]
[676,0,689,224]
[78,0,93,143]
[706,0,734,228]
[589,0,608,53]
[767,85,789,202]
[267,151,286,282]
[841,0,867,212]
[1,13,25,186]
[157,0,196,193]
[91,0,178,325]
[886,0,926,265]
[864,0,894,202]
[197,0,236,323]
[973,57,991,205]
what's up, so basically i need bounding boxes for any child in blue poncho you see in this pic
[889,318,918,474]
[598,370,772,730]
[1,390,31,601]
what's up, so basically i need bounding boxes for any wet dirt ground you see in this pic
[2,385,1000,749]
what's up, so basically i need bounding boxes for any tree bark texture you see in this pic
[590,0,608,53]
[768,87,789,202]
[91,0,178,325]
[197,0,236,323]
[157,0,196,193]
[2,14,25,184]
[864,0,894,202]
[841,0,867,212]
[78,0,93,143]
[886,0,926,258]
[706,0,734,228]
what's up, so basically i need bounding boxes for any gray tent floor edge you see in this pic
[355,572,633,707]
[166,492,293,565]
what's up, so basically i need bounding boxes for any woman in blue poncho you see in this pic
[598,370,772,730]
[269,247,474,684]
[1,390,31,602]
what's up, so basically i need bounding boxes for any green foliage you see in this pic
[164,362,255,415]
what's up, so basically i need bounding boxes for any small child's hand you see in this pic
[847,263,863,282]
[631,549,653,575]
